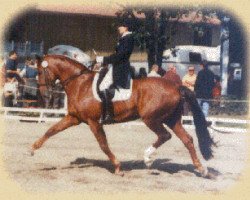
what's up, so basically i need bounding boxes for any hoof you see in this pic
[144,158,153,168]
[195,166,208,177]
[29,148,35,156]
[200,167,208,178]
[196,166,216,179]
[204,172,217,180]
[115,170,124,177]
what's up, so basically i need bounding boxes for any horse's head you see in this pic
[36,55,59,87]
[35,55,59,108]
[37,54,92,86]
[35,54,92,108]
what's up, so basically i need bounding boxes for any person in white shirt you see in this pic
[3,75,18,107]
[182,66,197,91]
[147,64,161,77]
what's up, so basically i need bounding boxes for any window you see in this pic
[189,52,202,63]
[193,25,212,46]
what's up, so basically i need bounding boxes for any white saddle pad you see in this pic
[92,67,133,102]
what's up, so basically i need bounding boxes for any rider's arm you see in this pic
[103,35,134,65]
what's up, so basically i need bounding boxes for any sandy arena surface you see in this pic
[2,120,248,194]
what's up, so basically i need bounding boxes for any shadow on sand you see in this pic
[39,157,220,178]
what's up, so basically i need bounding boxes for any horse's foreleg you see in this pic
[171,120,208,177]
[143,119,172,167]
[88,119,122,176]
[31,115,80,155]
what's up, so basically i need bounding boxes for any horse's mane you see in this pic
[45,54,91,72]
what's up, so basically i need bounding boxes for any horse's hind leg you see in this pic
[171,120,208,176]
[31,115,80,155]
[143,119,172,167]
[88,119,122,176]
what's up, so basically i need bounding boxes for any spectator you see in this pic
[52,80,64,109]
[0,55,6,104]
[0,55,6,83]
[130,66,136,79]
[212,75,221,99]
[3,74,18,107]
[182,66,197,91]
[5,51,20,80]
[212,75,222,110]
[138,67,147,78]
[20,57,38,105]
[147,64,161,77]
[162,64,182,87]
[194,60,215,117]
[182,66,197,115]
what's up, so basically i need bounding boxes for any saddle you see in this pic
[92,66,133,102]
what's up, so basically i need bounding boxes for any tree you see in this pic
[115,6,223,75]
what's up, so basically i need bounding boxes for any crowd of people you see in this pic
[0,49,221,118]
[144,60,221,117]
[0,19,223,123]
[0,51,65,109]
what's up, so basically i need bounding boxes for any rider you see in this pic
[96,18,135,124]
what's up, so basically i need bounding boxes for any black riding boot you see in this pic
[99,89,115,124]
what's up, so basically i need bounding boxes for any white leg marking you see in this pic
[143,146,157,167]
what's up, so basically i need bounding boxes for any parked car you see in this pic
[48,45,92,68]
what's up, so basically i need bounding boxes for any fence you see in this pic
[0,106,248,133]
[0,107,67,123]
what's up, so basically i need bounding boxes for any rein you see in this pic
[60,69,88,87]
[40,67,90,94]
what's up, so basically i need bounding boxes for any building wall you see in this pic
[5,10,221,61]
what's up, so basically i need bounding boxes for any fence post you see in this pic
[39,110,44,123]
[40,41,44,55]
[11,41,14,51]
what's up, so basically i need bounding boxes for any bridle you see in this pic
[38,66,89,97]
[38,67,56,100]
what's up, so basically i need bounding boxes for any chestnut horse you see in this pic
[31,55,215,177]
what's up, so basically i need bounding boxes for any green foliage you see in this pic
[115,5,225,67]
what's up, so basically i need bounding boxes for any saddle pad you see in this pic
[92,72,133,102]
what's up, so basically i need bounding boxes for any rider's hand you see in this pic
[96,56,104,63]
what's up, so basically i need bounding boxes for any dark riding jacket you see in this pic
[103,32,134,89]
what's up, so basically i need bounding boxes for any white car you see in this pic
[162,45,221,77]
[163,45,221,63]
[48,45,92,67]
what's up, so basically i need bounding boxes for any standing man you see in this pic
[162,64,182,87]
[20,57,38,106]
[3,74,18,107]
[95,18,135,124]
[194,60,215,117]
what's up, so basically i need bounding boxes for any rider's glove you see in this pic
[96,56,104,63]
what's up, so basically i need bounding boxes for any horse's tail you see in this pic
[179,86,216,160]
